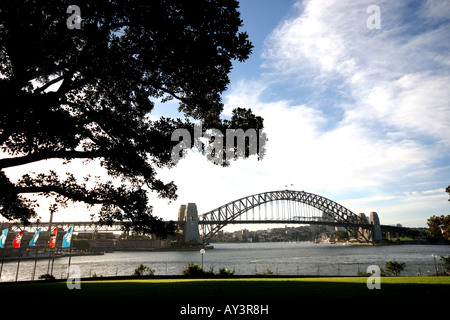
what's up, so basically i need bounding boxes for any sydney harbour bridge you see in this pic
[2,190,406,244]
[179,190,404,244]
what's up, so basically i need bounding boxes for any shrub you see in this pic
[357,262,406,277]
[384,261,406,276]
[440,255,450,272]
[357,267,387,277]
[218,267,235,276]
[38,273,55,281]
[182,263,214,276]
[357,270,371,277]
[256,268,274,276]
[91,272,103,278]
[133,264,155,276]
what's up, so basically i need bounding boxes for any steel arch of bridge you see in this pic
[199,190,372,243]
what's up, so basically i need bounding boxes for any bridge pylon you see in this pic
[178,203,201,243]
[370,212,382,242]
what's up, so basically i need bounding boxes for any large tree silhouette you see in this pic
[0,0,264,237]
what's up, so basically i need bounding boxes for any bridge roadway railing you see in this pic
[198,219,373,229]
[2,219,407,240]
[1,221,125,233]
[197,219,407,240]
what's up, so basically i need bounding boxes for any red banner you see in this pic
[13,231,24,248]
[49,227,58,248]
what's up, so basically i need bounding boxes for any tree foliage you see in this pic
[427,215,450,242]
[132,263,155,276]
[440,255,450,272]
[0,0,264,237]
[384,261,405,277]
[181,262,214,276]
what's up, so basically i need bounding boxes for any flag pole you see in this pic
[50,248,55,276]
[67,226,74,271]
[47,227,57,276]
[15,244,21,282]
[47,248,52,275]
[30,227,41,281]
[13,231,24,282]
[67,240,73,269]
[50,227,58,277]
[0,227,9,280]
[32,245,38,281]
[65,226,74,279]
[0,247,5,280]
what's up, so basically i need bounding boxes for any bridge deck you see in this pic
[199,219,372,228]
[2,220,406,232]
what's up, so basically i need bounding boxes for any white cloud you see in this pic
[262,0,450,145]
[420,0,450,21]
[422,188,446,195]
[222,79,429,199]
[197,0,450,226]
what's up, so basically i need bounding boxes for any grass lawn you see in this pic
[1,277,448,316]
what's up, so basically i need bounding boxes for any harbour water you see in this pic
[1,242,449,282]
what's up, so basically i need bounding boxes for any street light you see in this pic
[200,248,206,269]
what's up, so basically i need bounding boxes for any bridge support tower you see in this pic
[370,212,382,242]
[178,203,201,243]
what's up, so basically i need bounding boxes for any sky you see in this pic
[151,0,450,228]
[5,0,450,229]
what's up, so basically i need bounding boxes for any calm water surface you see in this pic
[1,242,449,281]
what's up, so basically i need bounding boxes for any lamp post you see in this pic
[200,248,206,269]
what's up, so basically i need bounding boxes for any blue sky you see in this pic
[6,0,449,229]
[152,0,450,228]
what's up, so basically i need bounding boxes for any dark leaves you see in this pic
[0,0,259,237]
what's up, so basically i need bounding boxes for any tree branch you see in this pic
[12,184,108,205]
[33,75,65,94]
[0,149,106,169]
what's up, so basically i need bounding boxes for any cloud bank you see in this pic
[188,0,450,226]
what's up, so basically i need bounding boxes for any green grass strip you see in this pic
[1,276,448,314]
